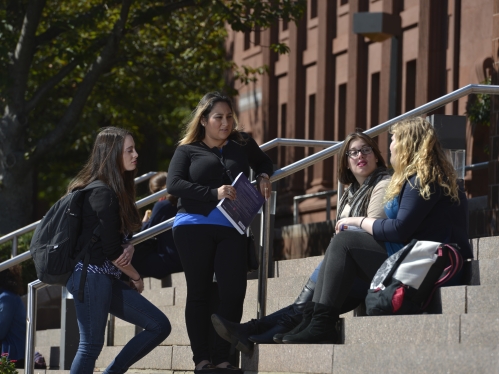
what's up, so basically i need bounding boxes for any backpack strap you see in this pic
[77,225,101,302]
[76,180,106,302]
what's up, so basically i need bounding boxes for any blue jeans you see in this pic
[66,270,171,374]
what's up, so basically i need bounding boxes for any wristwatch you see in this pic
[256,173,270,180]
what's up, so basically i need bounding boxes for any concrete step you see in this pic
[472,235,499,260]
[95,345,196,372]
[343,313,499,346]
[471,259,499,285]
[241,343,499,373]
[35,328,61,347]
[275,255,323,278]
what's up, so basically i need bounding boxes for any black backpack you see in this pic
[30,180,105,301]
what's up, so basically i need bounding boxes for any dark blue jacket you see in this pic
[0,289,26,360]
[141,200,180,264]
[373,175,472,260]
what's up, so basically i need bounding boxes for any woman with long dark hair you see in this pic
[167,92,273,373]
[66,127,171,374]
[282,117,472,344]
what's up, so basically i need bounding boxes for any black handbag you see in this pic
[246,230,259,272]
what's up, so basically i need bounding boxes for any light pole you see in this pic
[353,12,401,120]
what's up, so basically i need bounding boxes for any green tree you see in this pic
[0,0,306,234]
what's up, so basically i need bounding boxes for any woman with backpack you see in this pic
[281,117,473,345]
[66,127,171,374]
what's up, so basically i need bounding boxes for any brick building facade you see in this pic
[227,0,498,237]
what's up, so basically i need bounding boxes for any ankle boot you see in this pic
[282,303,339,344]
[211,314,258,354]
[273,301,315,343]
[248,323,289,344]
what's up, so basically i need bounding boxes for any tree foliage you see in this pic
[0,0,306,234]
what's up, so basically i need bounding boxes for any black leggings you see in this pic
[313,230,387,310]
[173,224,247,365]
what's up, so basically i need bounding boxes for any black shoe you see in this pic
[282,303,339,344]
[194,363,218,374]
[248,324,290,344]
[211,314,257,354]
[273,301,315,343]
[216,364,244,373]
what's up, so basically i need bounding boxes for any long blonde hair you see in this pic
[384,117,459,203]
[178,92,243,145]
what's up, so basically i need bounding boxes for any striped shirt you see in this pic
[74,259,122,279]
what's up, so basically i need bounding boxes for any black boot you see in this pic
[292,278,316,313]
[211,314,258,354]
[282,303,339,344]
[273,301,315,343]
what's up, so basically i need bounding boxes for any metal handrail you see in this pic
[0,172,160,256]
[293,190,338,224]
[465,161,489,171]
[268,84,499,184]
[260,138,340,151]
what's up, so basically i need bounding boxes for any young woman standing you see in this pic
[168,92,273,373]
[66,127,171,374]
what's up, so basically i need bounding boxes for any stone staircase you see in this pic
[27,236,499,373]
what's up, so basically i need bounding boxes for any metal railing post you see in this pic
[293,199,299,225]
[12,236,18,257]
[326,197,331,221]
[257,191,276,318]
[25,280,48,374]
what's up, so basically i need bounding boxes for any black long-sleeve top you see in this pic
[77,186,124,265]
[167,132,274,216]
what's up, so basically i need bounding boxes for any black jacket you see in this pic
[77,185,123,265]
[167,132,274,216]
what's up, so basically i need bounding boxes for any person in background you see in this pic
[282,117,472,345]
[167,92,273,373]
[66,127,171,374]
[211,130,391,352]
[0,266,26,369]
[132,172,183,279]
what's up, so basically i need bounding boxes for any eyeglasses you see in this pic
[346,146,373,158]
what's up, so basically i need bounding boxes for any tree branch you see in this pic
[31,0,134,161]
[34,3,112,47]
[129,0,200,28]
[8,0,47,126]
[25,37,107,113]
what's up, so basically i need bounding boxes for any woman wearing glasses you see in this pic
[281,117,472,345]
[212,130,391,351]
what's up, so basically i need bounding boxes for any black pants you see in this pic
[132,238,183,279]
[173,224,247,365]
[313,230,387,310]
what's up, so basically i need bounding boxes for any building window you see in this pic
[340,0,348,5]
[405,60,417,112]
[338,84,347,141]
[310,0,318,19]
[370,73,380,127]
[307,94,316,185]
[254,26,260,46]
[279,103,287,168]
[244,30,251,50]
[282,18,288,31]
